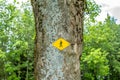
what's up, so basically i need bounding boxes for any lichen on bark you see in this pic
[31,0,84,80]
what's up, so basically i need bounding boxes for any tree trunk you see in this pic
[31,0,84,80]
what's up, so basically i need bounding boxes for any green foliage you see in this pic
[81,48,109,80]
[81,13,120,80]
[0,0,34,80]
[85,0,101,22]
[0,50,6,58]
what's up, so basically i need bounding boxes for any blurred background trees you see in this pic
[0,0,120,80]
[0,0,34,79]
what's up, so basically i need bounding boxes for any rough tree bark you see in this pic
[31,0,84,80]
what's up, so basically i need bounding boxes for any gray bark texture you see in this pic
[31,0,84,80]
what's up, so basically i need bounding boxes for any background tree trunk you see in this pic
[31,0,84,80]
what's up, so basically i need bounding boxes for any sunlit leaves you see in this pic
[81,48,109,80]
[0,0,34,79]
[85,0,101,22]
[82,13,120,80]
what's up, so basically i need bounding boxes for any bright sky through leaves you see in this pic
[8,0,120,24]
[94,0,120,24]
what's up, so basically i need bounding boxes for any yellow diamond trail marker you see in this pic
[52,38,70,50]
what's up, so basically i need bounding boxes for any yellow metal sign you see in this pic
[52,38,70,50]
